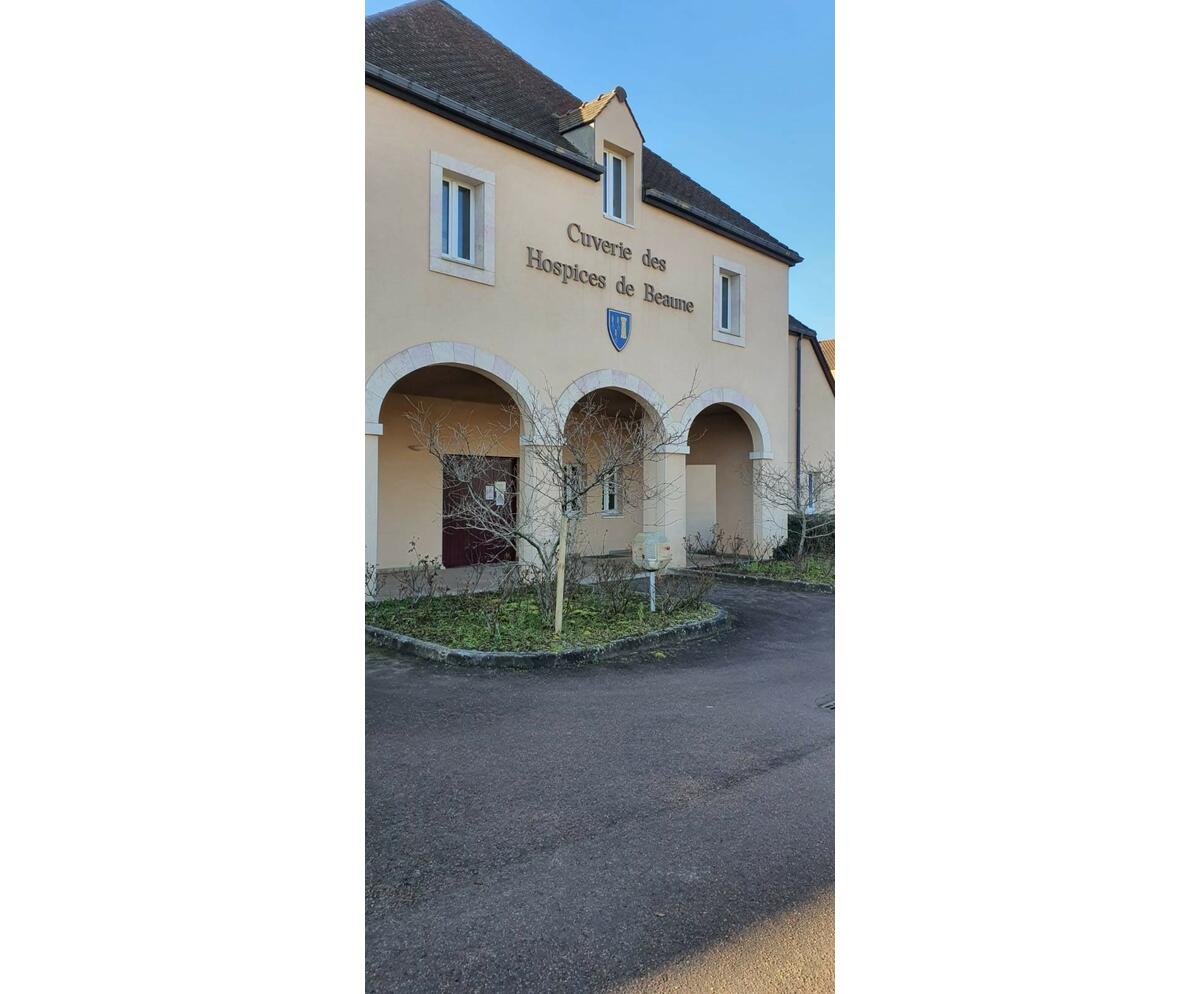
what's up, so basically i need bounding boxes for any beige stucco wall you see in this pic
[567,455,644,558]
[367,85,794,565]
[686,408,755,546]
[685,464,717,546]
[787,335,836,468]
[378,391,520,567]
[379,386,646,565]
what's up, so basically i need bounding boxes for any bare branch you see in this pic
[402,377,701,624]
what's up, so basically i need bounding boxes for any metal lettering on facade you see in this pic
[521,222,695,312]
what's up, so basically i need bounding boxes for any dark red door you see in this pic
[441,457,519,567]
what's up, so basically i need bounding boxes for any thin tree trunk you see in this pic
[553,512,569,635]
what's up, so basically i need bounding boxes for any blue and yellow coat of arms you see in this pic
[607,309,631,352]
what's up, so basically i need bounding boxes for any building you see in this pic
[789,316,836,467]
[788,316,836,515]
[820,339,836,379]
[365,0,832,570]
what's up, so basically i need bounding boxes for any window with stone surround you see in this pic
[429,151,495,286]
[712,255,746,346]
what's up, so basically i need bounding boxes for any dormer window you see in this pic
[602,148,629,223]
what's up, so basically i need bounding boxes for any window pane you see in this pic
[441,180,450,255]
[457,185,472,259]
[612,156,623,218]
[721,276,730,328]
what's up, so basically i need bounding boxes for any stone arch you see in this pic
[365,341,539,432]
[555,369,669,430]
[680,388,773,458]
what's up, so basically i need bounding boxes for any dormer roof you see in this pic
[556,86,645,142]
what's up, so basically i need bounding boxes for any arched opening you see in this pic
[685,404,756,552]
[560,387,663,558]
[378,364,524,569]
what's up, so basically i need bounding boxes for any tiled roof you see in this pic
[820,339,835,375]
[556,89,622,134]
[366,0,801,265]
[366,0,581,148]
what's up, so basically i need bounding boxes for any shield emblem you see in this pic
[607,309,631,352]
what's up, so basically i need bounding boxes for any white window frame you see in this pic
[564,463,586,518]
[712,255,747,347]
[429,151,495,286]
[599,467,621,516]
[602,147,632,225]
[441,177,475,264]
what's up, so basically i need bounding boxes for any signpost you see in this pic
[632,531,673,612]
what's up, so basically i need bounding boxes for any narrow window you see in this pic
[721,274,731,330]
[441,179,450,256]
[457,184,472,261]
[604,150,626,222]
[612,155,623,220]
[806,471,816,513]
[602,152,609,213]
[600,468,620,514]
[565,464,585,516]
[441,178,475,263]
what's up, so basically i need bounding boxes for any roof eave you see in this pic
[366,63,603,180]
[643,188,802,266]
[788,318,835,393]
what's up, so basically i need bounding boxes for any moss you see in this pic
[365,589,717,653]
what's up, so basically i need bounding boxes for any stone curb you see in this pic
[677,567,835,594]
[365,606,731,669]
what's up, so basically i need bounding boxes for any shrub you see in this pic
[685,525,722,556]
[655,569,716,614]
[591,556,640,617]
[773,513,835,561]
[395,539,445,600]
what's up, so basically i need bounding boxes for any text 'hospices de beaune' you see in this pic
[525,222,695,312]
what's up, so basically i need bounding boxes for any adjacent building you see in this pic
[365,0,833,569]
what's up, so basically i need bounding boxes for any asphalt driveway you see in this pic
[366,582,834,993]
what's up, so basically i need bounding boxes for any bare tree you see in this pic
[750,455,836,562]
[404,377,697,634]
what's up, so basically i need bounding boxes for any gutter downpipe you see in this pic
[796,335,804,499]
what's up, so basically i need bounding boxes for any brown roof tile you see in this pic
[820,339,835,375]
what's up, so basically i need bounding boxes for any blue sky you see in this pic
[365,0,834,338]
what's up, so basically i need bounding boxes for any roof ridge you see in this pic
[366,0,438,21]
